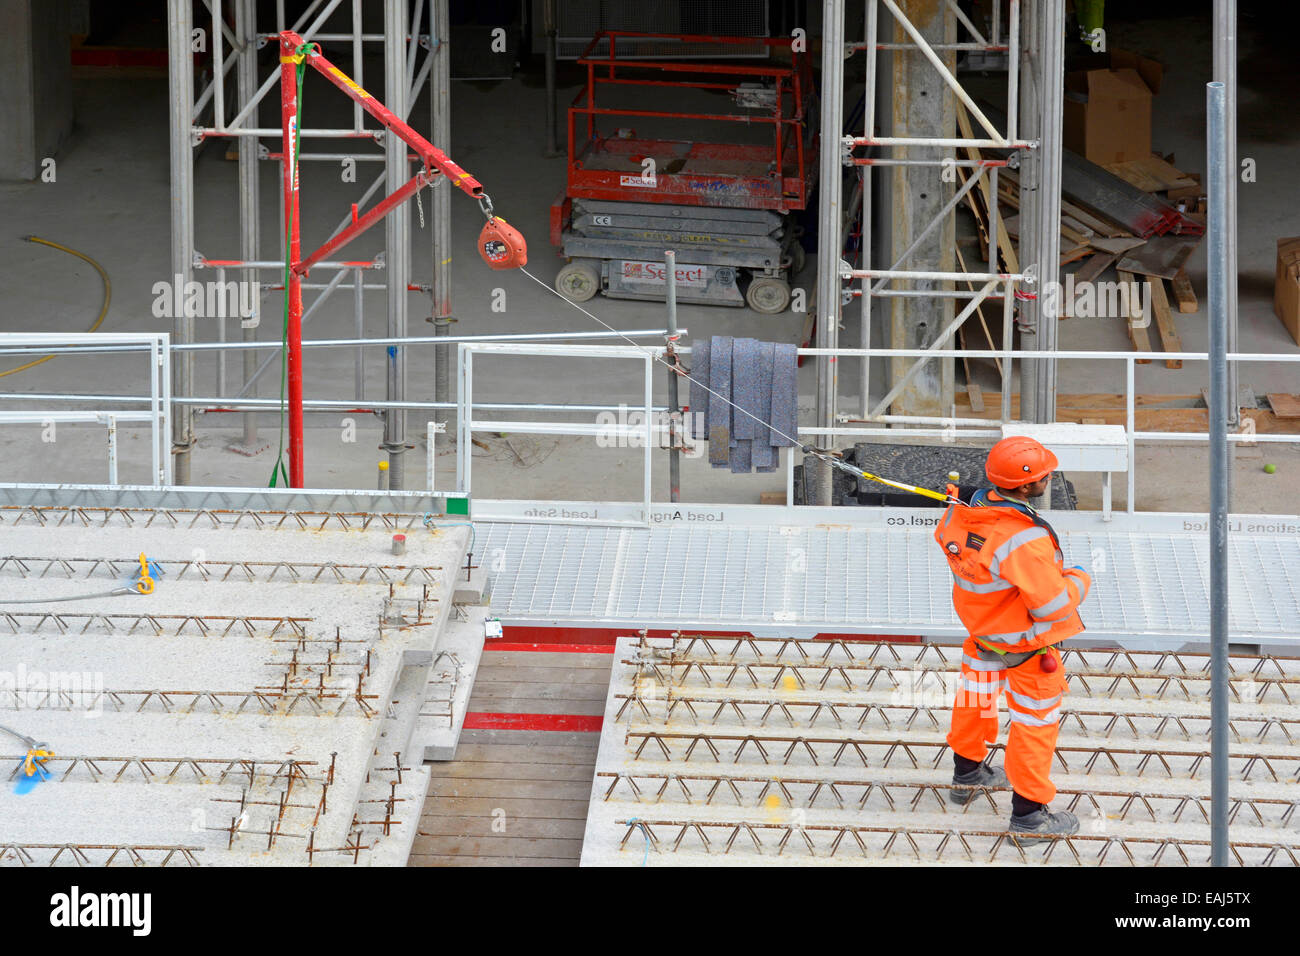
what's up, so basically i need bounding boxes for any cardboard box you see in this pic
[1063,50,1164,165]
[1275,237,1300,345]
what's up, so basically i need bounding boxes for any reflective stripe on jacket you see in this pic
[934,487,1091,653]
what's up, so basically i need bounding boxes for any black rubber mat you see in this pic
[793,444,1077,509]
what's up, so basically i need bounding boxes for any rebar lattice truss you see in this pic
[620,729,1300,782]
[0,556,443,585]
[597,771,1300,829]
[0,506,435,532]
[0,843,204,867]
[624,637,1300,704]
[590,636,1300,868]
[0,612,310,637]
[614,818,1300,866]
[0,683,379,716]
[613,692,1300,745]
[3,754,320,785]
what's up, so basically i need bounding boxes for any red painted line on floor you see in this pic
[485,642,615,654]
[464,711,604,732]
[502,625,751,647]
[500,625,924,646]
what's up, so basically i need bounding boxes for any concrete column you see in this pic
[0,0,73,181]
[887,0,956,418]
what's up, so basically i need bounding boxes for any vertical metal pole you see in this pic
[431,0,452,435]
[384,0,410,489]
[1213,2,1239,431]
[1006,0,1019,141]
[665,250,681,503]
[1034,0,1064,431]
[543,0,560,157]
[212,0,225,130]
[1016,0,1038,426]
[107,417,119,486]
[168,0,196,485]
[860,0,877,418]
[280,34,306,487]
[216,266,228,397]
[643,353,653,521]
[236,0,259,448]
[1125,356,1135,514]
[354,265,365,401]
[814,0,845,506]
[1207,80,1230,868]
[352,0,364,133]
[427,420,437,493]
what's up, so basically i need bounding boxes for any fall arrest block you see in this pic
[477,195,527,270]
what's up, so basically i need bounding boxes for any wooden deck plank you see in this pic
[478,651,616,670]
[411,835,584,859]
[459,727,603,743]
[426,761,598,782]
[425,778,595,800]
[462,696,608,716]
[422,796,591,817]
[471,665,613,685]
[443,740,601,761]
[419,817,590,841]
[409,854,579,867]
[411,642,608,868]
[470,679,612,699]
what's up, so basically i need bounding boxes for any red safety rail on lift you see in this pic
[564,32,817,214]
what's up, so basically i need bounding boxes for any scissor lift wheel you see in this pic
[555,259,601,302]
[745,276,791,314]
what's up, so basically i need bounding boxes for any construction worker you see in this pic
[933,436,1091,844]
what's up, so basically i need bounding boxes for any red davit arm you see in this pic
[277,31,499,487]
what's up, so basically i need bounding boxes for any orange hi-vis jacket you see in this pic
[934,487,1091,654]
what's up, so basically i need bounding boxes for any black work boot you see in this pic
[949,762,1008,805]
[1009,807,1080,845]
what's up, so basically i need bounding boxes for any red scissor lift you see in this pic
[549,33,817,314]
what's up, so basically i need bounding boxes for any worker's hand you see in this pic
[1064,564,1091,600]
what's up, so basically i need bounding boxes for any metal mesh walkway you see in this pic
[478,516,1300,645]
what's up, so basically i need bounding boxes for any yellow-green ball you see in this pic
[1264,463,1276,474]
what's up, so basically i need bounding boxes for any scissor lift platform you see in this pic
[551,32,817,313]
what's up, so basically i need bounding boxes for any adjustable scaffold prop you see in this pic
[277,31,527,487]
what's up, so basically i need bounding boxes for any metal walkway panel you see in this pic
[477,520,1300,644]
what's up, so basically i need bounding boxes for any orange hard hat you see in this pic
[985,435,1058,487]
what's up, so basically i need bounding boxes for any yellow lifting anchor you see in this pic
[1,724,53,778]
[135,552,155,595]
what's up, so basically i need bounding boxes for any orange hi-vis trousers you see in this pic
[947,636,1068,805]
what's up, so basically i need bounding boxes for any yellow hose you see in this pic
[1,236,112,378]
